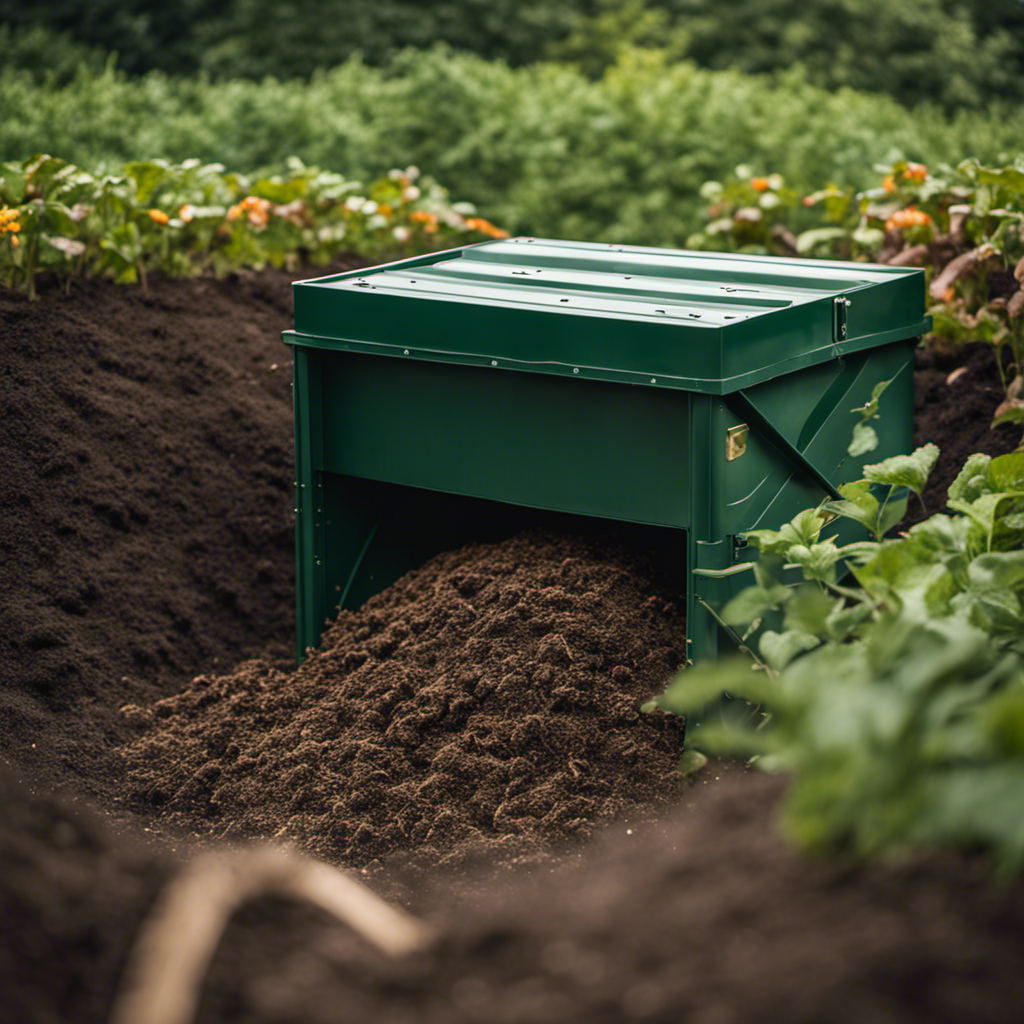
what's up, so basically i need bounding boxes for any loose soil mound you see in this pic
[121,531,687,869]
[0,268,353,797]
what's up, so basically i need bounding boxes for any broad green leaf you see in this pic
[126,159,171,205]
[988,452,1024,493]
[854,543,956,618]
[863,443,939,495]
[835,540,881,564]
[848,421,878,456]
[905,514,971,560]
[745,508,826,555]
[251,177,307,203]
[785,540,842,582]
[676,749,709,776]
[824,479,880,534]
[0,162,27,204]
[783,585,841,637]
[825,599,874,639]
[947,454,992,504]
[760,629,819,672]
[23,154,70,199]
[651,657,770,717]
[721,582,789,626]
[795,226,848,255]
[975,165,1024,194]
[963,588,1023,633]
[968,550,1024,592]
[948,493,1007,547]
[984,688,1024,756]
[851,225,884,249]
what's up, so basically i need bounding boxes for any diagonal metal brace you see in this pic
[725,389,842,501]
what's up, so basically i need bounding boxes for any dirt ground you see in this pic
[2,263,1023,1024]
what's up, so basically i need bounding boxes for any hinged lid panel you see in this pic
[288,238,930,393]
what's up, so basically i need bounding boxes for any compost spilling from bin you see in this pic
[120,530,687,869]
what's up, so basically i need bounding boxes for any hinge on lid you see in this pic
[833,296,851,343]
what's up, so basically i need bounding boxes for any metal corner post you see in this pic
[292,346,327,661]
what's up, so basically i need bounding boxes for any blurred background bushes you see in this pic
[3,0,1022,109]
[2,0,1022,246]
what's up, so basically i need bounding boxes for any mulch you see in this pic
[2,264,1023,1024]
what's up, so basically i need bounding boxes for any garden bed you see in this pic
[2,266,1023,1024]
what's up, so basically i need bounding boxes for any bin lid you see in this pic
[286,238,930,394]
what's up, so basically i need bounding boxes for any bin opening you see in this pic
[313,474,688,641]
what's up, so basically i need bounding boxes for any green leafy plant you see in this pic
[649,440,1024,874]
[0,154,507,297]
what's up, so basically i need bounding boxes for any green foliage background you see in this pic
[4,0,1023,111]
[3,47,1023,247]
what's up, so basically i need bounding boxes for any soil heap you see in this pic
[120,530,688,869]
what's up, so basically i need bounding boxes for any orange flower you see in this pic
[409,210,439,233]
[750,177,770,192]
[884,206,932,233]
[0,205,22,236]
[148,208,169,225]
[377,204,393,217]
[227,196,271,228]
[881,175,896,193]
[178,204,196,223]
[903,162,927,183]
[464,216,510,239]
[942,287,955,303]
[10,235,18,247]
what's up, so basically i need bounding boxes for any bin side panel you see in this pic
[718,340,916,536]
[317,352,692,528]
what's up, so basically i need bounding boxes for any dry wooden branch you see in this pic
[109,845,434,1024]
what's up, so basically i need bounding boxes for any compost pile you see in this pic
[4,268,1024,1024]
[121,530,687,869]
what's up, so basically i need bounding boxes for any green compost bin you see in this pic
[284,238,930,663]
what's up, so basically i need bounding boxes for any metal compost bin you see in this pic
[284,238,930,663]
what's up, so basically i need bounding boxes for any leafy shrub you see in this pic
[2,48,1022,249]
[4,1,1022,112]
[0,154,506,299]
[664,0,1024,111]
[650,428,1024,874]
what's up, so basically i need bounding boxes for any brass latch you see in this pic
[726,423,748,461]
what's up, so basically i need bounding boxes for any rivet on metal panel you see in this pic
[726,424,749,461]
[650,378,657,384]
[491,360,498,366]
[403,349,410,355]
[573,368,579,374]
